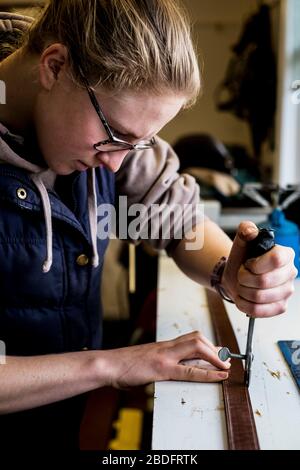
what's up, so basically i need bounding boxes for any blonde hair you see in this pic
[23,0,200,106]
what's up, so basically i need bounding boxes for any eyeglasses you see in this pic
[79,72,156,153]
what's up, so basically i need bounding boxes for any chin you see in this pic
[41,150,73,175]
[56,168,76,176]
[48,161,74,176]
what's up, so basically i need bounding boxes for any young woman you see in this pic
[0,1,296,450]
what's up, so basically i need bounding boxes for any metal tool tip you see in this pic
[218,347,230,361]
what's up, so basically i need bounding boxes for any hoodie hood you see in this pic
[0,122,99,273]
[0,123,57,272]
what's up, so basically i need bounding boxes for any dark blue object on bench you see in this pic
[278,340,300,392]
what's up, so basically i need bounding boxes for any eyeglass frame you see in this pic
[78,68,156,152]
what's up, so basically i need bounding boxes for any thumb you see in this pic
[226,221,259,278]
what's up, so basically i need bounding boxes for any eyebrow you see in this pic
[88,86,141,139]
[109,122,141,140]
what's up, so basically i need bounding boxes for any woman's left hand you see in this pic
[222,221,298,318]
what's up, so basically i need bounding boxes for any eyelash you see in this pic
[110,126,127,139]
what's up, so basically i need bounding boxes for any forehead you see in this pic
[95,90,186,138]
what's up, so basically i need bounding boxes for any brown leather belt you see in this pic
[206,289,260,450]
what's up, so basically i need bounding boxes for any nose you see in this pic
[96,150,130,172]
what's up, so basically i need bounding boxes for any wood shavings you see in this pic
[262,362,281,380]
[268,369,281,380]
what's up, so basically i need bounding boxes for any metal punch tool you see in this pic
[218,228,276,387]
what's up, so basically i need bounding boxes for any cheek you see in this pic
[34,94,70,152]
[34,94,92,166]
[34,118,70,171]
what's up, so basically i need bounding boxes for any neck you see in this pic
[0,47,37,138]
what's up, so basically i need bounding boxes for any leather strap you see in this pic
[206,289,260,450]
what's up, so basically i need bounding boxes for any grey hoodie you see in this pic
[0,12,201,270]
[0,121,101,274]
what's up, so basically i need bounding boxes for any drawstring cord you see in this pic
[31,168,99,273]
[31,172,53,273]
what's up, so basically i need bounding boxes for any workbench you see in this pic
[152,253,300,450]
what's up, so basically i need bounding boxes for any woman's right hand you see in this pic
[100,331,231,389]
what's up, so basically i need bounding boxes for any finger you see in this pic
[196,333,220,354]
[238,263,297,289]
[244,246,295,275]
[171,338,231,369]
[173,331,219,354]
[199,344,232,369]
[238,281,295,304]
[216,347,231,367]
[173,364,229,383]
[170,331,201,343]
[226,221,259,279]
[235,297,288,318]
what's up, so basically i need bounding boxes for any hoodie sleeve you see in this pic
[115,136,204,254]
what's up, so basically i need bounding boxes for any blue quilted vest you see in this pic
[0,162,115,450]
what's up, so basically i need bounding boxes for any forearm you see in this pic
[171,219,297,319]
[0,351,108,414]
[171,218,232,288]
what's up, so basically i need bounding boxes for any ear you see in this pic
[38,43,69,91]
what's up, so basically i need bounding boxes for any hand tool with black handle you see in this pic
[218,228,275,387]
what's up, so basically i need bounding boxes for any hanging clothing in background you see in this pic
[216,5,277,160]
[0,12,33,61]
